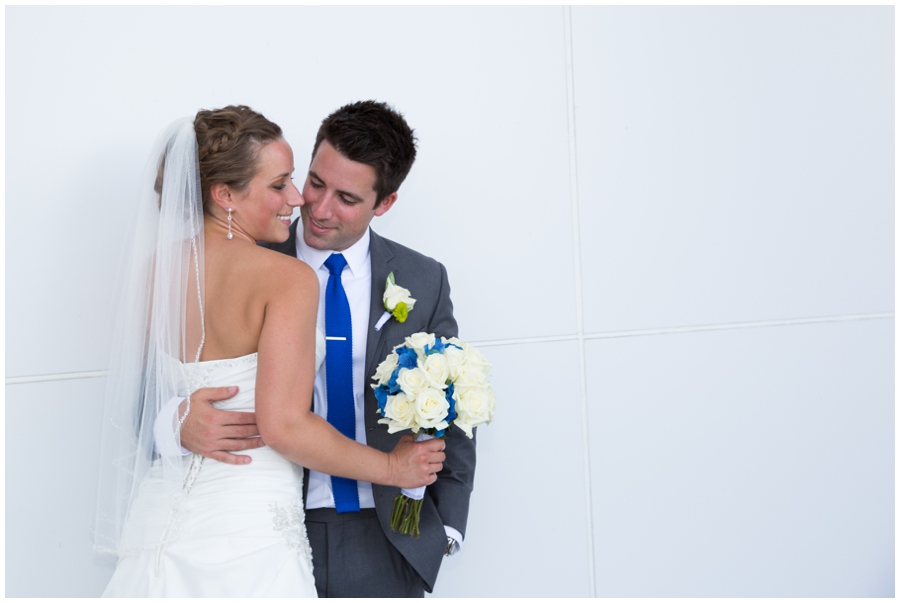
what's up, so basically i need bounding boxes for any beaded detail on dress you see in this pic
[270,500,314,568]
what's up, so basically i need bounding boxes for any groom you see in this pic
[179,101,476,597]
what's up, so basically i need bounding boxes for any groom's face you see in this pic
[300,141,397,252]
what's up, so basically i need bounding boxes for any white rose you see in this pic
[405,332,435,354]
[372,352,399,385]
[462,343,492,373]
[378,392,416,434]
[452,342,492,387]
[453,385,496,438]
[453,360,490,388]
[383,281,416,312]
[396,367,429,396]
[442,343,466,381]
[422,353,450,388]
[414,387,450,431]
[378,416,419,435]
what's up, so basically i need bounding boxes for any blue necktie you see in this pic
[323,253,360,513]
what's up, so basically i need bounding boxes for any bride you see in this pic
[95,106,444,597]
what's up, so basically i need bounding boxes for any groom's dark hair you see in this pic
[313,100,417,207]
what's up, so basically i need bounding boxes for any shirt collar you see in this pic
[295,225,371,277]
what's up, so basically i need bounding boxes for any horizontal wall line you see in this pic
[582,311,895,341]
[470,334,582,347]
[6,312,893,385]
[6,370,109,385]
[470,311,894,347]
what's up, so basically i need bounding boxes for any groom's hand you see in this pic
[179,386,264,465]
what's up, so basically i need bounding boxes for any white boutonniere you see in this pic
[374,272,416,331]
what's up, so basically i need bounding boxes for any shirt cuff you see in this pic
[153,396,192,456]
[444,525,464,551]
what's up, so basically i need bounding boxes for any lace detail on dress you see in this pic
[270,500,313,568]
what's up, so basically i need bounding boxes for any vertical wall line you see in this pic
[563,6,596,596]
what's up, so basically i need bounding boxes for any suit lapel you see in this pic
[365,229,394,380]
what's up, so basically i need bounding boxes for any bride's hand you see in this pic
[387,435,446,489]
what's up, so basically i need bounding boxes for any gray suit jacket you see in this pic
[266,220,477,592]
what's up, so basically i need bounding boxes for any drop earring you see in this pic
[226,207,233,240]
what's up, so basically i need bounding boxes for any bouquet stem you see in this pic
[390,494,423,537]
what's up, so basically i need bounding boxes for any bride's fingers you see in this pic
[419,438,445,451]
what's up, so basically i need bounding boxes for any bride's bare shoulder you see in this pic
[248,245,318,297]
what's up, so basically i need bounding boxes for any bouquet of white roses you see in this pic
[372,332,495,536]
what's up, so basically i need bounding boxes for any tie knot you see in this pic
[324,253,348,276]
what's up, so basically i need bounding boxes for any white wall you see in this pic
[5,6,893,597]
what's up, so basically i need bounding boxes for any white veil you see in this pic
[94,118,205,555]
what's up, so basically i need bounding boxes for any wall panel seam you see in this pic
[6,371,108,385]
[580,312,896,341]
[465,312,894,347]
[564,5,597,597]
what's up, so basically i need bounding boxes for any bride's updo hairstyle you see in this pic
[193,105,283,209]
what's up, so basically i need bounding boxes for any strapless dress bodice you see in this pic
[172,327,326,413]
[177,352,260,412]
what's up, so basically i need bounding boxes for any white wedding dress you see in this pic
[103,332,325,597]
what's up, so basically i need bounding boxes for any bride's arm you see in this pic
[254,261,444,488]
